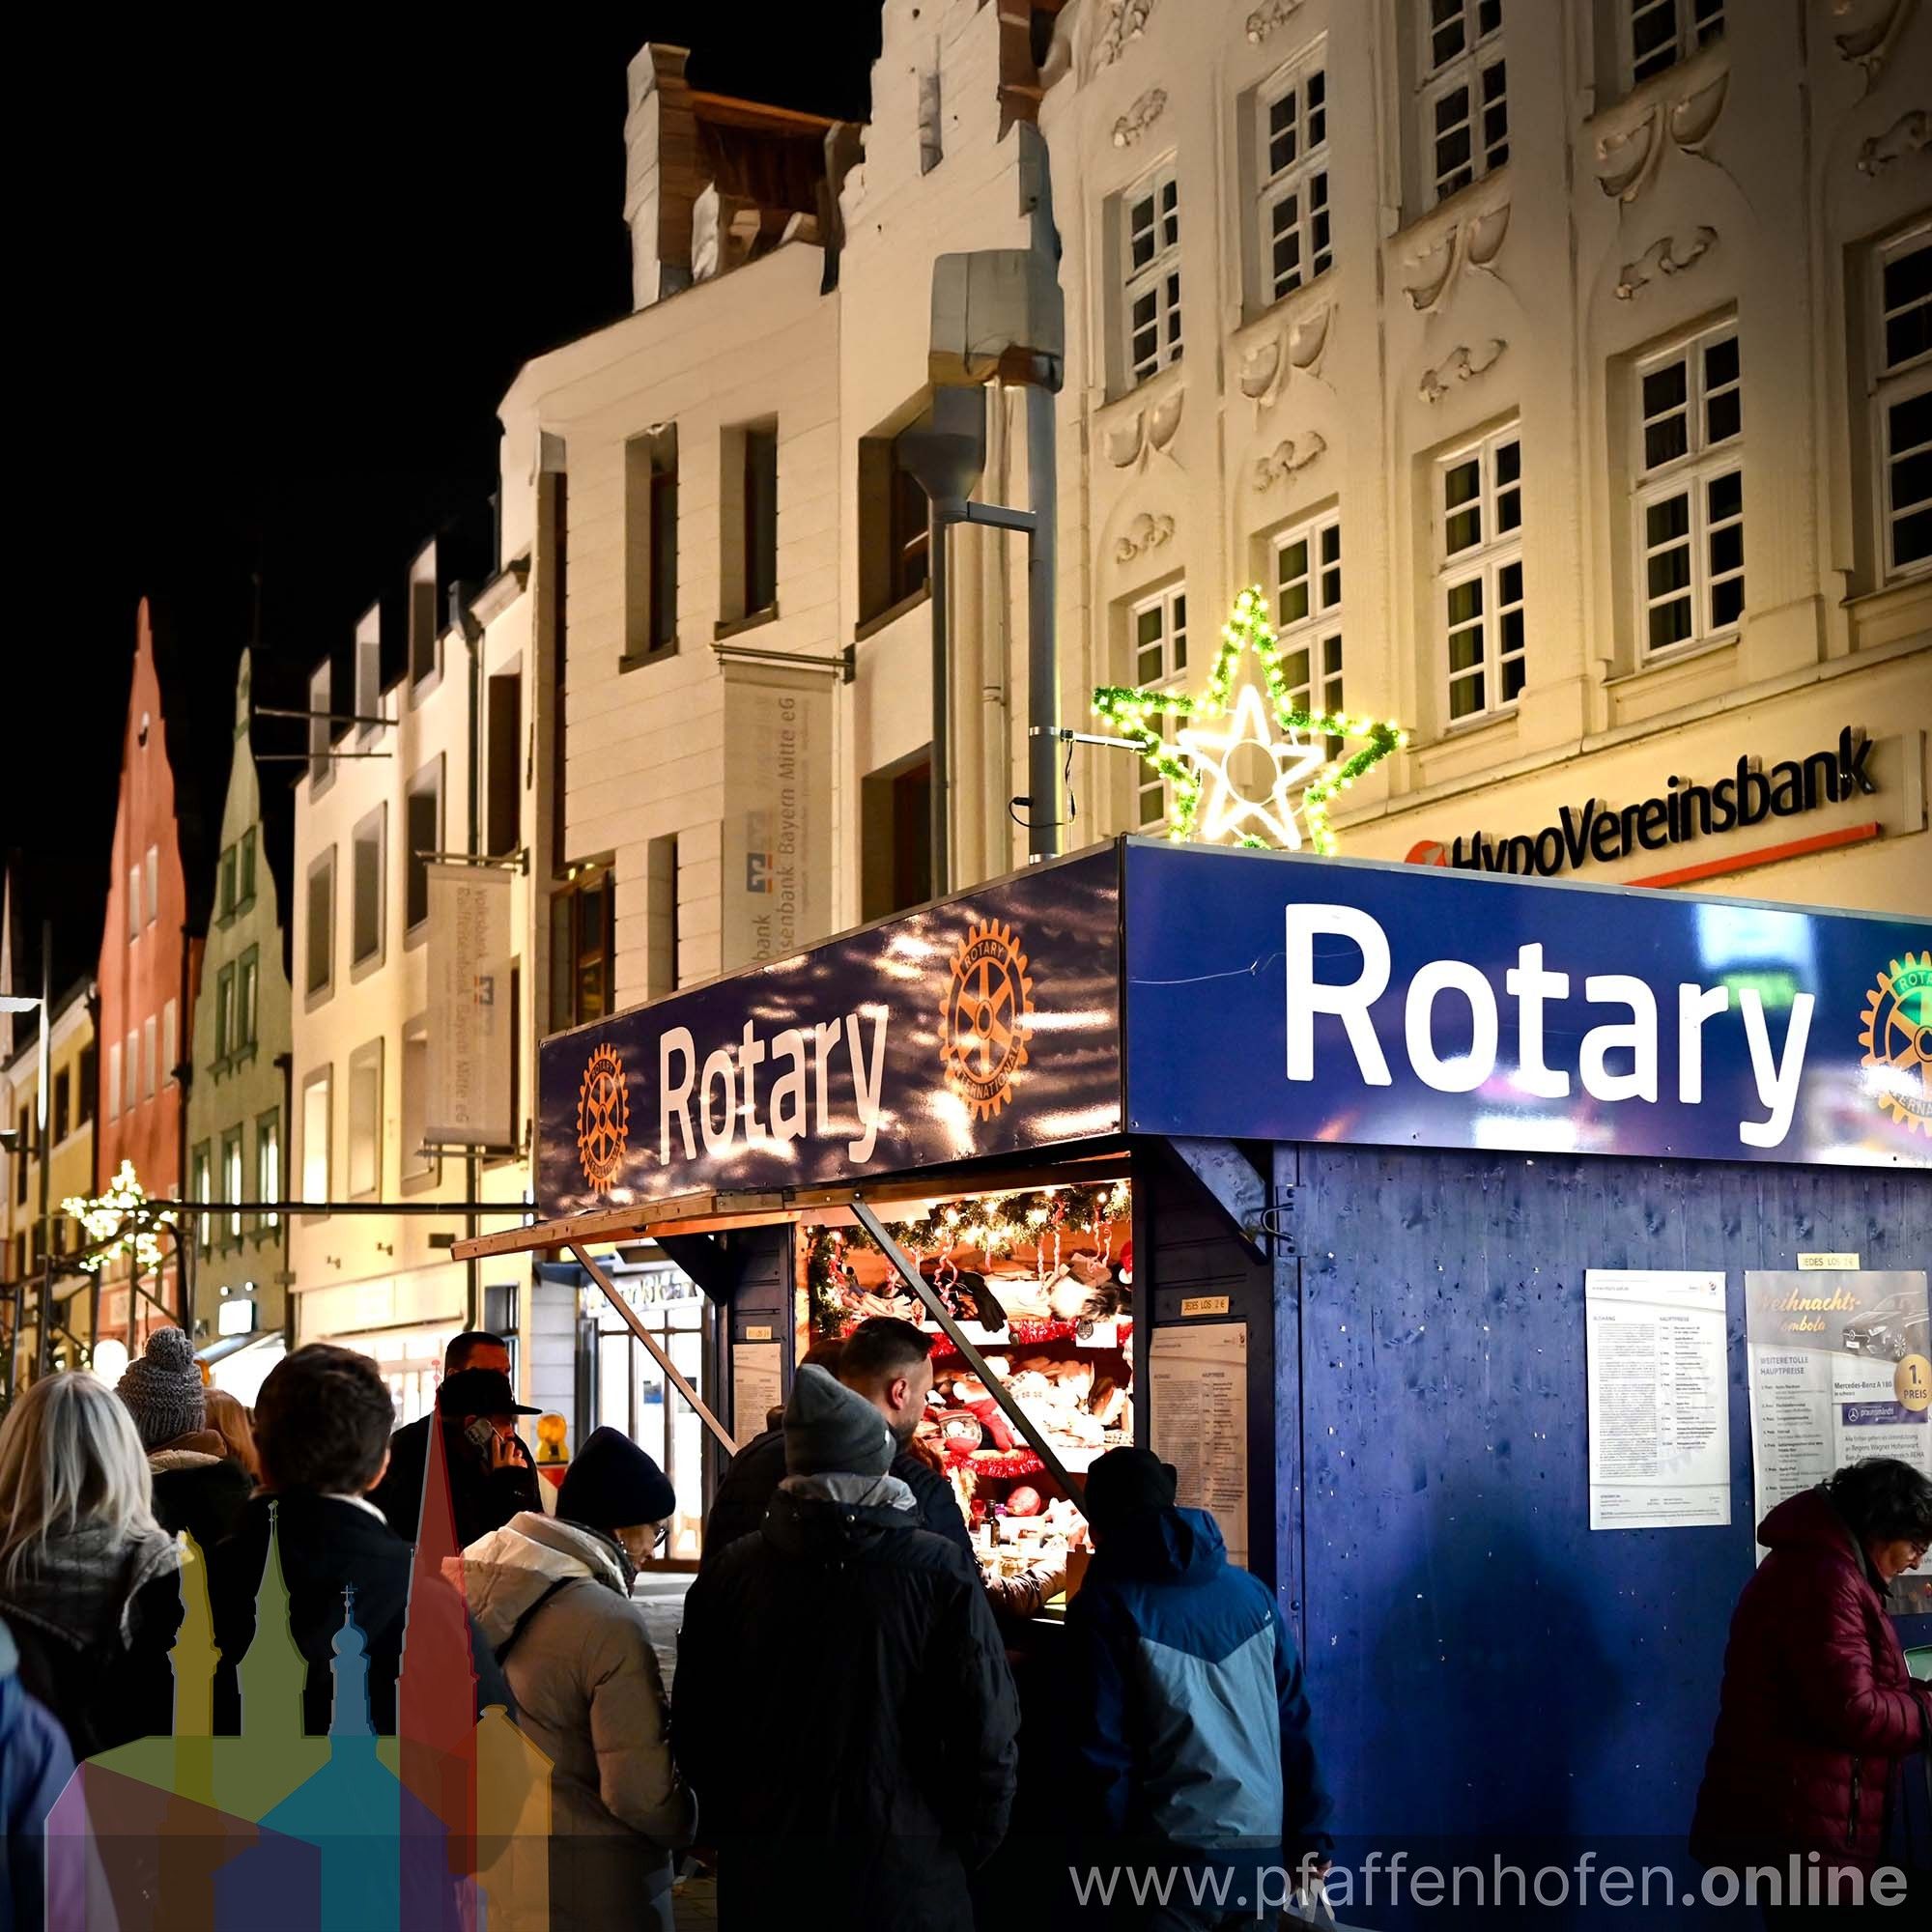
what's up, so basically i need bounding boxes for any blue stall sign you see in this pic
[536,848,1122,1216]
[1124,840,1930,1169]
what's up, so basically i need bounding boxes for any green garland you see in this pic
[1094,583,1408,855]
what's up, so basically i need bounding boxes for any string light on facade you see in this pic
[1094,584,1409,855]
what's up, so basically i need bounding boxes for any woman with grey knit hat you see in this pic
[115,1328,253,1555]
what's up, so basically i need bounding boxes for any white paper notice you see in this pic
[1585,1270,1731,1531]
[732,1341,784,1440]
[1150,1321,1248,1568]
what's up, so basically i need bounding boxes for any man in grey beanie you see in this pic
[676,1364,1019,1931]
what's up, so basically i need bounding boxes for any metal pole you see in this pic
[1024,386,1060,864]
[32,923,51,1378]
[928,506,951,897]
[847,1196,1084,1510]
[565,1240,738,1455]
[465,610,482,1334]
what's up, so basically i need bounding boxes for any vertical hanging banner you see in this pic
[426,864,514,1149]
[720,663,834,971]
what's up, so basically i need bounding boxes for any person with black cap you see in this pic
[368,1332,544,1550]
[674,1363,1020,1931]
[462,1426,696,1932]
[1063,1445,1333,1928]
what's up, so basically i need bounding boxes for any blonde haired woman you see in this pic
[0,1372,183,1755]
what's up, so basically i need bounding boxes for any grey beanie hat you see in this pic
[783,1363,895,1479]
[116,1327,206,1449]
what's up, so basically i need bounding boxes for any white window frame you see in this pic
[405,757,444,939]
[1872,223,1931,586]
[257,1111,281,1231]
[1419,0,1507,207]
[307,663,333,791]
[1435,424,1524,725]
[1631,320,1743,660]
[192,1143,212,1253]
[305,846,335,1004]
[1257,47,1332,307]
[300,1065,332,1217]
[1627,0,1724,88]
[1128,583,1188,830]
[1274,514,1345,754]
[351,805,386,975]
[348,1037,384,1201]
[1120,163,1182,387]
[223,1129,243,1243]
[354,620,382,742]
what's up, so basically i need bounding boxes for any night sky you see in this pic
[7,8,883,1003]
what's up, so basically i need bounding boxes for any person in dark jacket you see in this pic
[1064,1448,1332,1929]
[369,1331,543,1549]
[1693,1459,1932,1920]
[115,1326,254,1554]
[1,1618,74,1932]
[210,1344,509,1735]
[677,1363,1020,1931]
[701,1320,973,1569]
[0,1372,184,1758]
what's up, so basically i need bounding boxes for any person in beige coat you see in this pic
[462,1427,695,1932]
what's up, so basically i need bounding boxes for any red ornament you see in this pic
[1006,1486,1043,1517]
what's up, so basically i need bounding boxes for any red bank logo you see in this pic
[1406,840,1450,867]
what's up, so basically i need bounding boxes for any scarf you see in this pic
[0,1517,179,1654]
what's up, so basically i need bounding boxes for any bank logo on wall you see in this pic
[1861,952,1931,1136]
[575,1041,631,1189]
[940,919,1036,1122]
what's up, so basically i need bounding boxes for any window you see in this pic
[1258,55,1330,305]
[162,998,177,1086]
[858,413,933,626]
[1275,516,1345,755]
[550,867,615,1034]
[1421,0,1507,205]
[1436,426,1524,722]
[256,1111,280,1229]
[238,952,258,1052]
[127,867,140,942]
[306,847,335,999]
[406,759,442,934]
[301,1067,331,1212]
[402,1021,433,1180]
[352,807,385,970]
[191,1143,212,1253]
[52,1069,70,1144]
[411,572,440,687]
[486,670,523,859]
[13,1109,26,1204]
[860,752,934,922]
[307,662,332,787]
[624,426,679,659]
[348,1039,384,1200]
[742,425,779,617]
[76,1044,95,1125]
[1628,0,1723,85]
[647,836,680,1000]
[219,846,237,921]
[144,845,158,926]
[1633,322,1742,656]
[1122,164,1183,384]
[216,965,236,1062]
[239,829,256,908]
[142,1015,157,1100]
[1873,227,1931,582]
[107,1040,122,1122]
[222,1129,243,1244]
[355,619,381,734]
[1128,585,1188,829]
[124,1030,138,1113]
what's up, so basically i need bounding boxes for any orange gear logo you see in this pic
[1861,952,1932,1136]
[575,1042,630,1190]
[940,919,1036,1122]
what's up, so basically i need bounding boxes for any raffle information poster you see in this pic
[1746,1267,1932,1615]
[1150,1321,1249,1568]
[1585,1269,1731,1530]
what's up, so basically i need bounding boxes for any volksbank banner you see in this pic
[1124,841,1929,1170]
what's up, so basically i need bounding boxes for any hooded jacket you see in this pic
[2,1619,76,1932]
[0,1520,183,1758]
[676,1474,1021,1932]
[1065,1507,1332,1874]
[148,1430,253,1557]
[463,1513,695,1932]
[1692,1486,1932,1872]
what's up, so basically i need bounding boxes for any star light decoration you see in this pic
[1093,585,1408,854]
[62,1159,179,1274]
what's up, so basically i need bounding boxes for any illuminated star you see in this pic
[1178,683,1326,848]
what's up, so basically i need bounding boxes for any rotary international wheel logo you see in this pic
[1861,952,1932,1136]
[575,1042,630,1190]
[940,919,1035,1122]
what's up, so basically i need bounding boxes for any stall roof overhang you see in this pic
[484,837,1925,1261]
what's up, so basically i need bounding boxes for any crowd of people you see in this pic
[0,1309,1925,1930]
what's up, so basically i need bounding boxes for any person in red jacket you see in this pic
[1692,1457,1932,1922]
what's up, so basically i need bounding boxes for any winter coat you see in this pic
[2,1619,76,1932]
[1692,1486,1932,1872]
[700,1421,973,1572]
[463,1512,696,1932]
[210,1490,509,1735]
[0,1520,183,1758]
[369,1409,542,1552]
[148,1430,253,1556]
[676,1472,1021,1932]
[1065,1506,1333,1888]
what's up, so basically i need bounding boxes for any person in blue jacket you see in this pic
[1065,1447,1332,1928]
[1,1615,75,1932]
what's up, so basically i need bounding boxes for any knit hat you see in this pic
[557,1427,678,1531]
[436,1368,541,1419]
[1082,1445,1179,1534]
[116,1327,206,1450]
[783,1363,894,1479]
